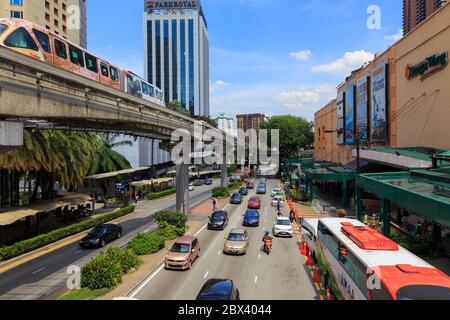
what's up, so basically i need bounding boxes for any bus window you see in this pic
[84,53,98,73]
[69,45,84,67]
[32,29,51,53]
[0,24,8,36]
[110,66,119,82]
[4,27,38,51]
[54,39,67,59]
[142,82,149,95]
[100,63,109,77]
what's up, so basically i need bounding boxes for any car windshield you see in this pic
[250,198,258,202]
[211,214,224,222]
[228,233,245,241]
[90,227,107,236]
[245,211,258,217]
[171,243,190,253]
[277,220,291,226]
[232,194,241,199]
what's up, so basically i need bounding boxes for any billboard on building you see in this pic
[356,76,369,143]
[145,0,200,12]
[371,63,388,143]
[345,84,355,145]
[337,92,345,145]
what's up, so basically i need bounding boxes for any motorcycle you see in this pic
[263,238,273,255]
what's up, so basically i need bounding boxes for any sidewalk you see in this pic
[97,197,228,300]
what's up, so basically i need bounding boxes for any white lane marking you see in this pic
[218,250,221,255]
[31,267,46,275]
[129,264,165,298]
[203,271,209,279]
[75,250,83,254]
[194,223,208,237]
[258,254,261,259]
[254,275,258,283]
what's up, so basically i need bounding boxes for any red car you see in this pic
[247,196,261,209]
[246,181,255,189]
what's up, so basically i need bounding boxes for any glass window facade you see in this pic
[155,20,161,89]
[188,19,195,115]
[180,19,186,108]
[163,20,169,103]
[147,21,153,83]
[172,20,178,102]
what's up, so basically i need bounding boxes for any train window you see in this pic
[54,39,67,59]
[4,27,38,51]
[110,66,119,82]
[148,85,155,97]
[100,63,109,77]
[69,45,84,67]
[0,24,8,36]
[32,29,51,53]
[84,53,98,73]
[142,82,149,95]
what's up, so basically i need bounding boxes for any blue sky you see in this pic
[87,0,402,122]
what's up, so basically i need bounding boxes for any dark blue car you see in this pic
[204,178,213,185]
[196,279,240,300]
[243,209,260,227]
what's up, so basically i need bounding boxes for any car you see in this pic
[243,209,260,227]
[79,224,122,248]
[189,183,195,191]
[246,181,255,189]
[193,179,205,186]
[247,196,261,209]
[239,187,248,196]
[196,279,240,300]
[208,211,229,230]
[223,229,249,255]
[256,185,266,194]
[204,178,213,185]
[272,195,285,208]
[271,187,282,197]
[273,217,293,237]
[230,193,243,204]
[165,236,200,270]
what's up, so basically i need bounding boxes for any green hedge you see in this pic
[212,187,230,198]
[289,189,311,202]
[227,182,243,191]
[146,188,176,200]
[127,233,165,256]
[390,234,433,256]
[155,210,187,229]
[0,205,135,261]
[81,247,140,290]
[155,221,186,241]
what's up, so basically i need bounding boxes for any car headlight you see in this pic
[91,239,100,244]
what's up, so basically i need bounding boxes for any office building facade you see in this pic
[237,113,265,133]
[403,0,444,35]
[216,112,234,136]
[0,0,87,48]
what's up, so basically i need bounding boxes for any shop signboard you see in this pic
[356,76,369,143]
[371,63,388,143]
[345,84,355,145]
[337,92,345,145]
[406,51,448,81]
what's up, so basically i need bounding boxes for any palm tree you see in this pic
[88,133,133,175]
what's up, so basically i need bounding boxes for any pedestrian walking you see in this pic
[213,197,217,211]
[135,194,139,204]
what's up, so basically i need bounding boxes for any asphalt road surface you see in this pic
[131,179,319,300]
[0,182,219,298]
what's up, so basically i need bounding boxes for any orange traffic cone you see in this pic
[313,267,322,284]
[325,288,332,300]
[306,254,314,266]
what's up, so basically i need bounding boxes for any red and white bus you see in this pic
[313,218,450,300]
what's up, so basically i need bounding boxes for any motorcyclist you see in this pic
[277,199,282,216]
[262,231,273,254]
[289,210,296,223]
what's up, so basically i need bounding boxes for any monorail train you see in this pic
[302,218,450,300]
[0,18,164,105]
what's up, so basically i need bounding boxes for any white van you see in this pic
[301,218,319,254]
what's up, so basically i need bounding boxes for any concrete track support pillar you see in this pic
[381,198,391,237]
[176,163,190,215]
[221,164,228,187]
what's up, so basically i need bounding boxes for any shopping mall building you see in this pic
[308,3,450,243]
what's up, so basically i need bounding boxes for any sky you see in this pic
[86,0,403,165]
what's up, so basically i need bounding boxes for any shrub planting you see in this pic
[127,233,165,256]
[212,187,230,198]
[0,205,135,261]
[146,188,176,200]
[103,247,141,274]
[81,252,123,290]
[154,210,187,229]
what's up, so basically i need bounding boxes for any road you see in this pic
[130,179,319,300]
[0,182,219,299]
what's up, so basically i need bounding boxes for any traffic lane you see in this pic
[0,183,218,296]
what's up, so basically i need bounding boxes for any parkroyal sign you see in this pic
[145,0,200,11]
[405,51,448,81]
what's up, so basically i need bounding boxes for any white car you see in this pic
[271,188,281,197]
[271,195,285,207]
[273,217,293,237]
[189,183,195,191]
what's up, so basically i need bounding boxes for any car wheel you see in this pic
[100,239,106,247]
[117,232,122,239]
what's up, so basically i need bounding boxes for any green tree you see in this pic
[260,115,314,162]
[88,133,132,175]
[167,100,191,116]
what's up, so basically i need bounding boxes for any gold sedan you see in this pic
[223,229,249,255]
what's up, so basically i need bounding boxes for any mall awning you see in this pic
[131,178,174,188]
[356,168,450,227]
[304,166,356,182]
[85,167,151,181]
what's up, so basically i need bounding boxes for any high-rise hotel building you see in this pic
[403,0,444,35]
[139,0,210,168]
[144,0,209,116]
[0,0,87,48]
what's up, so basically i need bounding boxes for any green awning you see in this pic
[304,165,355,182]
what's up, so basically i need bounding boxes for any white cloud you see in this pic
[210,80,230,94]
[312,50,374,75]
[273,85,335,111]
[289,50,313,61]
[385,29,403,43]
